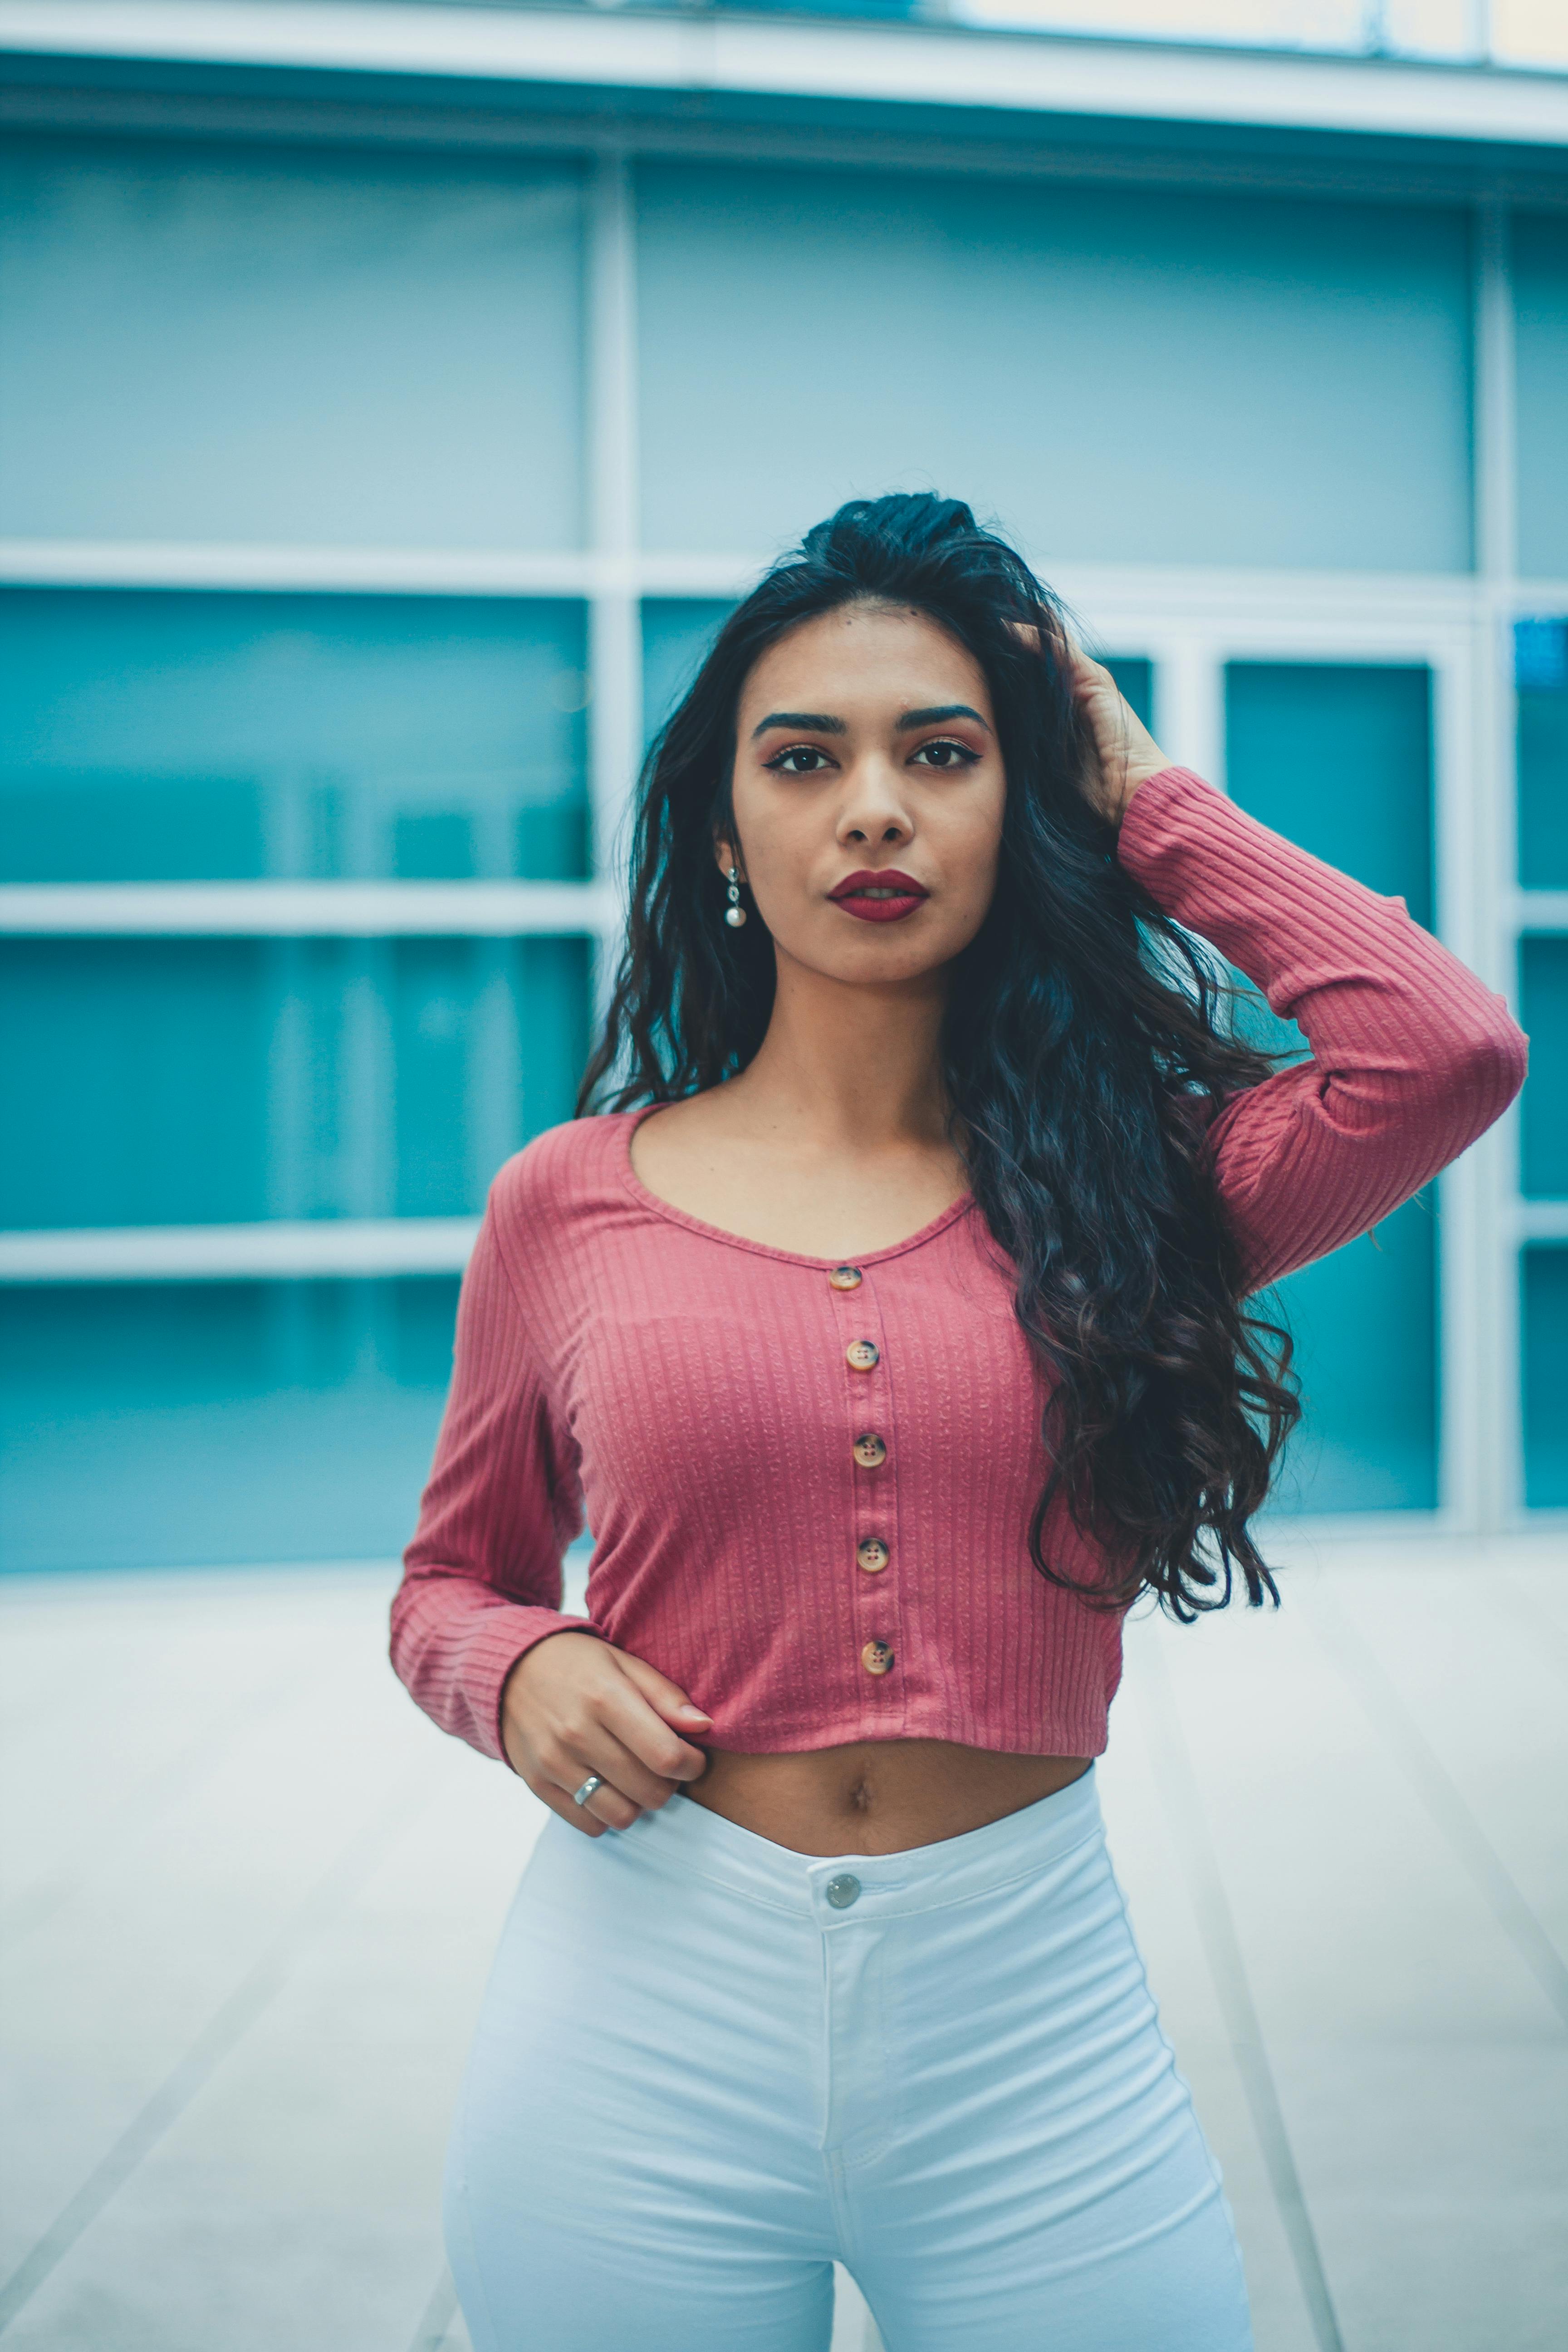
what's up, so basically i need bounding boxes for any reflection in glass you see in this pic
[0,589,591,884]
[0,935,590,1230]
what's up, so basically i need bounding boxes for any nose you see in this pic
[835,752,913,851]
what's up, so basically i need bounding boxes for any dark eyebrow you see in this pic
[750,711,847,740]
[896,704,991,733]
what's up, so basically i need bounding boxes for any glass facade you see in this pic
[0,71,1561,1566]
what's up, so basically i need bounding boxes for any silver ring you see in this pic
[571,1773,605,1807]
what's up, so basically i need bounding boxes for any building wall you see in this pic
[0,104,1564,1569]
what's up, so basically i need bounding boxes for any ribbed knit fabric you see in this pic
[391,765,1528,1766]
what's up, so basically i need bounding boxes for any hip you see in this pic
[446,1761,1253,2348]
[464,1762,1193,2178]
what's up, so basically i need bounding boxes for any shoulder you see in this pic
[487,1111,639,1247]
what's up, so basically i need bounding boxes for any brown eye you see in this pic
[766,745,834,775]
[911,739,979,771]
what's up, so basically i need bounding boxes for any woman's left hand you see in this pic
[1064,646,1173,828]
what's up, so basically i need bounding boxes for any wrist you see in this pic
[1111,761,1167,828]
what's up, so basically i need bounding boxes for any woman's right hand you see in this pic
[500,1631,714,1836]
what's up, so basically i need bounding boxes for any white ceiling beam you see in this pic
[1,3,1567,149]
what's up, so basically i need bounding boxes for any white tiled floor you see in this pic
[1,1531,1564,2351]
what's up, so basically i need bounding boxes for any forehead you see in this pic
[740,603,992,720]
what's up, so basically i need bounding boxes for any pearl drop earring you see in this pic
[724,864,747,928]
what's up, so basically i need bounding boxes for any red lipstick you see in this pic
[828,869,929,924]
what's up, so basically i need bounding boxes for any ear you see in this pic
[713,836,746,884]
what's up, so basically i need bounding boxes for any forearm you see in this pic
[1116,765,1528,1292]
[391,1564,598,1763]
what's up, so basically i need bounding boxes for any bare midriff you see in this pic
[677,1739,1093,1858]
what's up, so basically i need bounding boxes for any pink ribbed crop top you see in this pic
[391,767,1528,1766]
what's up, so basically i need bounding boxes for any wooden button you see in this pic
[845,1339,879,1373]
[856,1537,890,1574]
[853,1432,887,1470]
[828,1266,863,1292]
[861,1639,895,1676]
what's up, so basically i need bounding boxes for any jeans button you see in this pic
[825,1872,862,1910]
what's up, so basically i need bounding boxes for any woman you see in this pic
[392,495,1527,2352]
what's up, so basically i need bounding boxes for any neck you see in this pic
[727,950,951,1155]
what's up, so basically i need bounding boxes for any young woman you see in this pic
[392,495,1527,2352]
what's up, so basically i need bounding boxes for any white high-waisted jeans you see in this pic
[444,1762,1254,2352]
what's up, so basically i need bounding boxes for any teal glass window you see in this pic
[1104,658,1154,732]
[638,163,1471,572]
[1519,937,1568,1200]
[1522,1248,1568,1510]
[0,935,590,1230]
[0,589,590,885]
[0,1278,461,1573]
[1517,619,1568,889]
[1514,215,1568,583]
[1225,662,1438,1513]
[0,137,584,549]
[642,600,737,748]
[0,939,272,1229]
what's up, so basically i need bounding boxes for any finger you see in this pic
[614,1652,715,1738]
[532,1778,609,1838]
[561,1715,695,1812]
[543,1756,644,1833]
[575,1776,644,1832]
[598,1674,713,1783]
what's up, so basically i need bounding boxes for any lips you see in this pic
[828,869,930,924]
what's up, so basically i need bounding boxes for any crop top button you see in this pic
[845,1339,879,1373]
[857,1537,890,1574]
[828,1266,863,1292]
[861,1638,895,1676]
[853,1432,887,1470]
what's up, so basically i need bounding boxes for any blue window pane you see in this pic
[1257,1213,1439,1514]
[0,941,272,1228]
[0,935,589,1230]
[1519,938,1568,1198]
[0,137,584,550]
[391,937,591,1219]
[1104,658,1154,732]
[1226,662,1438,1514]
[1515,215,1568,583]
[638,165,1471,572]
[0,589,589,884]
[0,1278,460,1573]
[1523,1249,1568,1508]
[1518,634,1568,890]
[1227,664,1435,925]
[642,600,736,748]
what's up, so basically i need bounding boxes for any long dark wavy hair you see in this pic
[580,494,1302,1619]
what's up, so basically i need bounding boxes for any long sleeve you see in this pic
[1116,765,1529,1298]
[390,1193,596,1763]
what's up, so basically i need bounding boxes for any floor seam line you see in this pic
[1140,1639,1348,2352]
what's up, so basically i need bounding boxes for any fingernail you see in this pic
[678,1704,712,1719]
